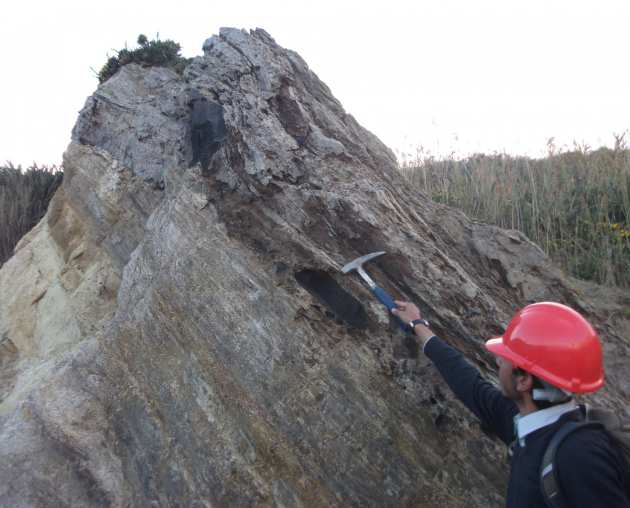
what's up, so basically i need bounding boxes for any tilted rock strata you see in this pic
[1,28,628,507]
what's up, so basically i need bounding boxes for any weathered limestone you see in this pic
[1,28,628,507]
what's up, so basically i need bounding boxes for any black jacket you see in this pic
[424,336,630,508]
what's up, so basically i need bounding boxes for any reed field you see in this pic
[0,164,63,267]
[400,136,630,288]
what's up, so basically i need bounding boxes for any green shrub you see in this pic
[0,164,63,266]
[98,34,191,84]
[400,137,630,288]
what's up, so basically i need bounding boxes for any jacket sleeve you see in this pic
[424,336,518,445]
[556,428,630,508]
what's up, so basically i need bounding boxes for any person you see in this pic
[391,300,630,508]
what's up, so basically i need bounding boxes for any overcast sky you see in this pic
[2,0,629,168]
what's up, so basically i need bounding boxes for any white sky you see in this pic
[2,0,629,167]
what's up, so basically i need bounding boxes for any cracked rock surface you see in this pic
[1,28,629,507]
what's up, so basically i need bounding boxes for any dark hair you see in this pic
[513,368,565,410]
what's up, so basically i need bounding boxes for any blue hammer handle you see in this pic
[371,286,408,330]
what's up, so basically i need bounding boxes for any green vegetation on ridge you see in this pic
[98,34,190,83]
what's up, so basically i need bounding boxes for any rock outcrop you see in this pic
[1,28,629,507]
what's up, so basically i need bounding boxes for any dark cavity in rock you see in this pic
[190,90,227,172]
[295,269,368,329]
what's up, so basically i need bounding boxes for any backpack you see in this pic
[540,405,630,508]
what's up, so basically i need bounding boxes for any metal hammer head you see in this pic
[341,251,386,274]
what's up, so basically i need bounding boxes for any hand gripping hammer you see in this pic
[341,251,406,330]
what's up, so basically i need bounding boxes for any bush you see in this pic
[0,164,63,266]
[400,136,630,288]
[98,34,191,84]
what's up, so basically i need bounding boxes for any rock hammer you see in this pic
[341,251,406,330]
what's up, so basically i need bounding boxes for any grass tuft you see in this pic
[98,34,191,84]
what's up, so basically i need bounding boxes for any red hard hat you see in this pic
[485,302,604,393]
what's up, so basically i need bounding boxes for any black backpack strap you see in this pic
[540,421,603,508]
